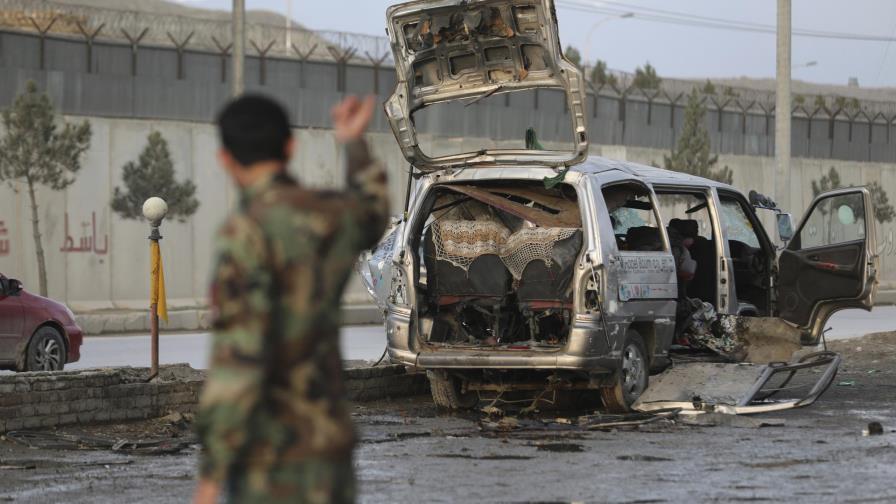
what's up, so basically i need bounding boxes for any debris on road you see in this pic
[5,430,195,455]
[677,413,786,428]
[678,298,803,363]
[863,422,885,437]
[634,351,841,416]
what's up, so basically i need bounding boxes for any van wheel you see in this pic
[26,327,66,372]
[427,370,478,410]
[600,329,648,413]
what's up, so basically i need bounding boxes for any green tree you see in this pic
[633,62,662,90]
[564,45,583,68]
[111,131,199,223]
[701,80,717,95]
[664,89,733,185]
[722,86,740,98]
[590,59,618,88]
[811,167,895,224]
[0,81,91,296]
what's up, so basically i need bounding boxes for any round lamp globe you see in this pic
[142,197,169,223]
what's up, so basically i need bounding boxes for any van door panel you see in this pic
[777,189,877,341]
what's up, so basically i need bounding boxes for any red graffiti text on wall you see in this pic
[0,221,8,257]
[60,212,108,255]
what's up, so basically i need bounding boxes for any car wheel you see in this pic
[600,329,649,413]
[26,327,66,372]
[427,370,478,410]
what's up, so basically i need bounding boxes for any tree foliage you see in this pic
[0,82,91,190]
[564,45,583,68]
[111,131,199,222]
[633,62,662,90]
[0,81,92,296]
[590,59,618,88]
[664,89,733,185]
[811,167,895,224]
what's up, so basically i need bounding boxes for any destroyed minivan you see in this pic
[360,0,880,412]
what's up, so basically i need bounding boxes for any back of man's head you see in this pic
[216,95,292,167]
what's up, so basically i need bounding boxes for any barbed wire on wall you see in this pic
[2,0,896,135]
[0,0,393,67]
[582,65,896,130]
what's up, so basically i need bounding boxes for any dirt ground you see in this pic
[1,332,895,503]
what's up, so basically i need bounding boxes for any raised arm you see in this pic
[332,96,390,250]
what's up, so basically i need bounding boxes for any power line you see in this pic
[557,0,896,43]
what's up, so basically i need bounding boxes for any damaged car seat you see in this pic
[423,220,512,306]
[516,230,584,307]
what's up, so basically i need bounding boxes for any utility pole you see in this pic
[232,0,246,97]
[776,0,792,212]
[286,0,292,51]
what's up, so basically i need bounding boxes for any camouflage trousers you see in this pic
[227,457,356,504]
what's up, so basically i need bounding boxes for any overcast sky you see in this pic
[173,0,896,88]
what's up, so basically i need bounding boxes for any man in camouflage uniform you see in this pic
[193,94,389,504]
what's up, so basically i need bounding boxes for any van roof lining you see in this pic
[441,185,581,228]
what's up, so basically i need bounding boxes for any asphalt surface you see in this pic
[0,314,894,502]
[1,333,895,503]
[50,306,896,372]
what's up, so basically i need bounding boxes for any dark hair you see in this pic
[216,94,292,167]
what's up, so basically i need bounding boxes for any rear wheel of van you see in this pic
[600,330,649,413]
[427,370,479,410]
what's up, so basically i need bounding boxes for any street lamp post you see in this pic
[143,197,168,381]
[583,12,634,68]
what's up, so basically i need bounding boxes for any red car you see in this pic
[0,274,83,372]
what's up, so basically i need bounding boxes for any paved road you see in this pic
[2,333,895,503]
[66,325,387,371]
[61,307,896,371]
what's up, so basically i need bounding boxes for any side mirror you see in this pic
[4,279,23,295]
[777,213,795,243]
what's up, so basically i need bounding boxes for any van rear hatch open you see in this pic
[385,0,589,171]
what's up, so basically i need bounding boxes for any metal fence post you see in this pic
[167,32,194,80]
[291,43,318,88]
[251,39,276,85]
[121,28,149,77]
[327,46,357,93]
[75,22,105,74]
[28,17,57,70]
[212,36,232,83]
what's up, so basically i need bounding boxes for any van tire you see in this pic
[600,329,649,413]
[427,370,478,410]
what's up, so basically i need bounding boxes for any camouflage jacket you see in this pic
[196,140,389,483]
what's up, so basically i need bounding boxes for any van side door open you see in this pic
[777,188,879,344]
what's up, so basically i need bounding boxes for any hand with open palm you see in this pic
[332,95,377,144]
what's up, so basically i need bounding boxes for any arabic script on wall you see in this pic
[60,212,108,255]
[0,221,8,257]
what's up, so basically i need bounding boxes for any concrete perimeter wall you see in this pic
[1,115,895,313]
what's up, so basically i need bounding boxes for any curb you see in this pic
[876,289,896,306]
[75,304,384,335]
